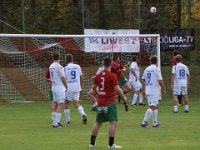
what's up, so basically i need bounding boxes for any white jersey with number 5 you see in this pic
[49,62,65,88]
[64,63,82,92]
[142,64,162,95]
[172,62,189,87]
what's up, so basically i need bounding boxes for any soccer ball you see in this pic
[150,6,157,13]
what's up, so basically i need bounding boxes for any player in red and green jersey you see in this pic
[89,57,127,149]
[111,54,132,106]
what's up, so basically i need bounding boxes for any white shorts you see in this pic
[173,86,188,95]
[129,80,142,91]
[146,95,160,106]
[52,87,65,103]
[65,91,80,101]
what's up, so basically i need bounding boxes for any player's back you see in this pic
[172,63,189,86]
[64,63,82,92]
[111,62,124,80]
[129,61,140,81]
[142,65,162,95]
[49,62,64,88]
[95,70,118,106]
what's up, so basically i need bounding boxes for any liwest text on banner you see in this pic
[84,29,140,53]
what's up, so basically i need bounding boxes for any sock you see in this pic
[139,94,143,103]
[93,102,97,107]
[51,112,57,126]
[109,137,115,147]
[57,112,61,124]
[185,105,189,111]
[152,109,158,125]
[174,106,178,112]
[64,109,70,123]
[90,135,96,145]
[142,108,153,124]
[132,94,138,104]
[51,112,56,123]
[53,112,58,126]
[78,105,86,116]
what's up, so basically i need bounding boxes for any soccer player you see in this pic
[64,54,87,124]
[89,57,127,149]
[171,50,183,106]
[129,55,145,106]
[49,53,67,128]
[88,64,105,111]
[171,55,190,113]
[141,56,166,128]
[111,54,131,110]
[45,69,56,124]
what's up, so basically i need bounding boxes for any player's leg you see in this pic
[141,95,154,128]
[178,94,183,106]
[107,104,122,148]
[131,90,139,106]
[151,96,161,127]
[182,87,189,112]
[73,92,87,124]
[88,89,97,111]
[138,90,145,105]
[89,122,103,147]
[51,88,64,128]
[122,80,132,94]
[64,92,72,124]
[173,86,180,113]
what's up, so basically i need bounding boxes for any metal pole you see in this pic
[81,0,85,34]
[188,0,191,65]
[138,0,141,30]
[22,0,25,33]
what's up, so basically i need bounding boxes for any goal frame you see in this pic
[0,33,161,68]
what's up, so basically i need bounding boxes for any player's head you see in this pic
[66,54,73,64]
[176,55,182,63]
[53,53,60,62]
[173,50,180,56]
[132,55,137,62]
[104,57,112,68]
[150,55,157,64]
[113,54,120,62]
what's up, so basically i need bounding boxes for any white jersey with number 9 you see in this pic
[64,63,82,92]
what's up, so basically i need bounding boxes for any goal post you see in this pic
[0,33,160,102]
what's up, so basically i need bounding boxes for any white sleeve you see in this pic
[186,66,190,75]
[172,66,175,74]
[141,70,146,80]
[78,65,83,75]
[156,68,163,80]
[130,62,136,70]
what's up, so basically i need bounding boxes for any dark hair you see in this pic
[104,57,112,67]
[53,53,60,61]
[66,54,73,63]
[173,50,180,56]
[176,55,182,63]
[113,54,119,61]
[150,55,157,64]
[132,55,137,62]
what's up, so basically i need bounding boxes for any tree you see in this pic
[0,0,3,32]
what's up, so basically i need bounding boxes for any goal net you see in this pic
[0,34,160,102]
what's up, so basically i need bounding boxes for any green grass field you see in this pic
[0,98,199,150]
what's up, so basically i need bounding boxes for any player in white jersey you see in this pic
[141,56,166,128]
[88,64,105,111]
[129,55,145,106]
[64,54,87,125]
[49,53,67,128]
[171,55,190,113]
